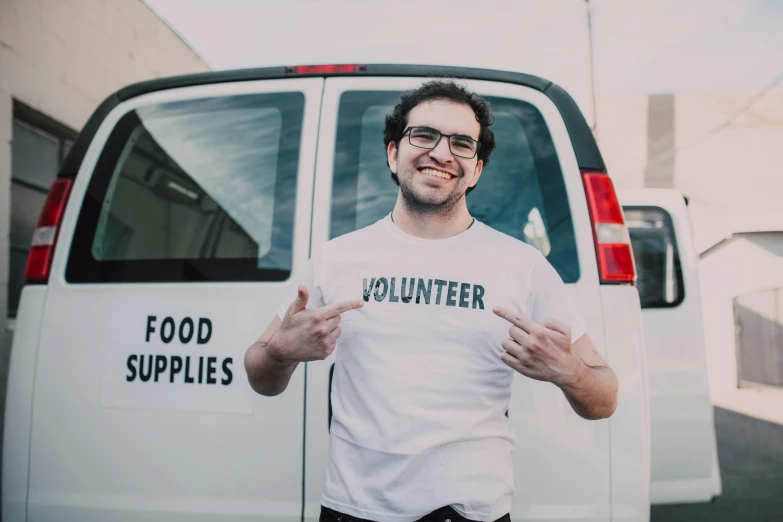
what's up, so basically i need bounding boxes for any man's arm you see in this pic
[493,307,618,420]
[244,316,299,397]
[555,334,618,420]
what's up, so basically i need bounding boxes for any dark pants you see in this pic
[320,505,511,522]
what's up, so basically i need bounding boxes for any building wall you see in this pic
[595,88,783,253]
[0,0,209,442]
[699,233,783,394]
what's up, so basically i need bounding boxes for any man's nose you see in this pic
[428,137,454,163]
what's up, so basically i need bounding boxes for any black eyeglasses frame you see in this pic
[401,126,481,159]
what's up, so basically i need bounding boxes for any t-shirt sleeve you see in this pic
[276,254,326,321]
[527,253,588,342]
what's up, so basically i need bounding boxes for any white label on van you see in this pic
[100,299,254,414]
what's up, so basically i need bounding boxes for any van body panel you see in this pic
[2,286,48,522]
[619,189,721,504]
[600,286,651,522]
[24,78,325,520]
[302,76,614,521]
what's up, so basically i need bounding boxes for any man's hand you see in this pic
[492,306,618,419]
[268,285,364,364]
[492,306,585,388]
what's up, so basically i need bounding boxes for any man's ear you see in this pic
[387,140,399,174]
[469,159,484,188]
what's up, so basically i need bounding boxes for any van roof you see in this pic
[58,64,606,179]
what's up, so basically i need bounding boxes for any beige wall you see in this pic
[0,0,209,131]
[594,94,649,190]
[0,0,208,435]
[595,88,783,253]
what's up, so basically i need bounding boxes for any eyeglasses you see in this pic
[402,126,481,159]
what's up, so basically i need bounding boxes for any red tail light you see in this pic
[582,171,636,284]
[24,178,74,284]
[286,64,366,74]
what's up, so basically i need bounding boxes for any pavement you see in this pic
[651,389,783,522]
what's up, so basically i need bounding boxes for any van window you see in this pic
[624,206,685,308]
[66,93,305,283]
[329,91,579,282]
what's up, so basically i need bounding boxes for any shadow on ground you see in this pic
[651,407,783,522]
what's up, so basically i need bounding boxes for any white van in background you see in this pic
[3,64,650,522]
[620,189,722,505]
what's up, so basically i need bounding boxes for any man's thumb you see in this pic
[289,285,309,314]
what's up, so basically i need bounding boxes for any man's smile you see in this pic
[418,166,456,180]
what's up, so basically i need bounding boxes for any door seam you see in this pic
[302,77,327,522]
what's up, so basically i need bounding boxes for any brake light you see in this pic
[24,178,74,284]
[582,171,636,284]
[286,64,366,74]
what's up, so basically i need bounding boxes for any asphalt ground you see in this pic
[651,407,783,522]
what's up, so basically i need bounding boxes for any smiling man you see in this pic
[244,80,618,522]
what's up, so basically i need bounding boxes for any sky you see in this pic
[143,0,783,98]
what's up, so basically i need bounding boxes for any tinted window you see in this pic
[329,91,579,282]
[624,206,685,308]
[67,93,304,283]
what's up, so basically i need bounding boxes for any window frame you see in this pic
[64,92,306,284]
[326,90,581,283]
[624,204,686,309]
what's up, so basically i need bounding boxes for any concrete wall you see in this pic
[699,233,783,394]
[0,0,209,452]
[595,88,783,253]
[0,0,209,132]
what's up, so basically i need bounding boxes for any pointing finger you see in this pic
[320,299,364,319]
[492,306,539,334]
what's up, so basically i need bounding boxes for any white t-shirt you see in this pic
[277,215,587,522]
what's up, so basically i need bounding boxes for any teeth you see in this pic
[421,168,452,179]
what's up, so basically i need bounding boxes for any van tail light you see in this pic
[24,178,74,284]
[582,171,636,284]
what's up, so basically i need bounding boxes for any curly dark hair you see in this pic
[383,79,496,194]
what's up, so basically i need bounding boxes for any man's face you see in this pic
[387,100,484,214]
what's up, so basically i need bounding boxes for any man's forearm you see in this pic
[244,341,299,397]
[558,361,618,420]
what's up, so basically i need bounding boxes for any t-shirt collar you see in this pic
[381,213,482,246]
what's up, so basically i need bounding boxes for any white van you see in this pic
[620,189,722,505]
[3,65,650,522]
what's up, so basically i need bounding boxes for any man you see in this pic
[244,80,618,522]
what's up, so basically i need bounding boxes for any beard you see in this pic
[396,158,469,217]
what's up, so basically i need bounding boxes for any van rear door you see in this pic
[26,78,323,521]
[302,76,609,521]
[620,189,722,504]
